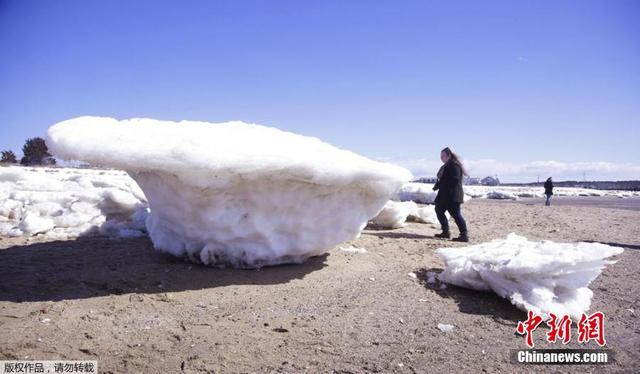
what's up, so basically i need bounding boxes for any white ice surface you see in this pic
[436,233,624,319]
[46,116,411,268]
[393,182,439,204]
[0,166,148,239]
[370,200,443,229]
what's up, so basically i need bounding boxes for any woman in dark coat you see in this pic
[432,147,469,242]
[544,177,554,206]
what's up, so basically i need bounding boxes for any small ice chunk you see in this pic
[371,200,445,229]
[371,201,414,229]
[485,191,518,200]
[19,213,55,236]
[437,323,455,332]
[392,182,438,204]
[339,246,367,254]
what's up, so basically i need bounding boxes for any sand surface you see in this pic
[1,198,638,373]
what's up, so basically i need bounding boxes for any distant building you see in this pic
[413,177,438,184]
[481,176,500,186]
[464,177,480,185]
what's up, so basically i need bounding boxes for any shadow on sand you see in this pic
[582,240,640,251]
[0,237,328,302]
[362,230,435,240]
[414,267,525,325]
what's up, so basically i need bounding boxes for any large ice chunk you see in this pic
[436,233,623,319]
[47,116,412,268]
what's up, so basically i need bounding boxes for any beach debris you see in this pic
[437,233,624,319]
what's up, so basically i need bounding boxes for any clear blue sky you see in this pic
[1,0,638,181]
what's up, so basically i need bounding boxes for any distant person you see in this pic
[544,177,554,206]
[433,147,469,242]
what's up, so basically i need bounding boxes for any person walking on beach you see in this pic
[544,177,554,206]
[433,147,469,242]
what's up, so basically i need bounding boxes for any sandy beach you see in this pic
[1,197,638,373]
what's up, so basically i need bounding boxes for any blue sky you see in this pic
[1,0,638,181]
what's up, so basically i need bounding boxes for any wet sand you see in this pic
[0,200,638,373]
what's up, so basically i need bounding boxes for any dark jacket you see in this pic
[434,161,465,204]
[544,180,554,195]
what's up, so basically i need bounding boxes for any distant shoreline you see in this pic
[473,195,640,211]
[414,175,640,191]
[500,180,640,191]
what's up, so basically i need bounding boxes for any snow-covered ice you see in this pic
[46,116,411,268]
[370,201,416,229]
[370,200,442,229]
[0,166,148,239]
[393,182,438,204]
[436,233,624,319]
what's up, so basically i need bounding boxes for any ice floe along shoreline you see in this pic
[0,165,149,239]
[393,182,640,203]
[373,180,639,230]
[45,116,412,268]
[436,233,624,319]
[3,165,638,238]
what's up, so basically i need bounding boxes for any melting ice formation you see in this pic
[436,234,624,319]
[370,200,442,229]
[393,182,473,204]
[0,166,148,239]
[393,183,439,204]
[46,116,411,268]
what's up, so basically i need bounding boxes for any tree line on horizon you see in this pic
[0,137,56,166]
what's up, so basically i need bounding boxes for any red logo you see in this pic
[516,311,543,348]
[546,313,572,344]
[577,311,606,346]
[516,311,606,348]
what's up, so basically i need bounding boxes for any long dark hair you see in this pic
[442,147,468,176]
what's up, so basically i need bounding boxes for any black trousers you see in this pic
[435,202,468,236]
